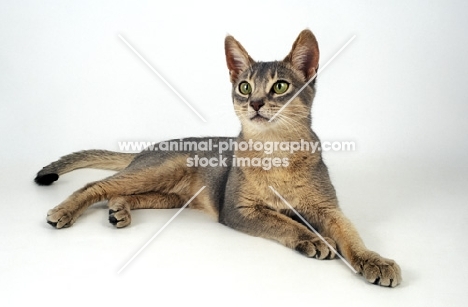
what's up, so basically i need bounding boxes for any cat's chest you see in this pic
[235,148,319,175]
[236,151,319,210]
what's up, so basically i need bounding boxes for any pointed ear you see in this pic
[225,35,255,83]
[283,29,320,80]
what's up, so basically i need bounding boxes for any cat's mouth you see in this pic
[250,114,270,122]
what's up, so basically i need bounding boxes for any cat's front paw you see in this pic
[47,206,76,229]
[108,198,131,228]
[355,251,402,287]
[294,236,337,260]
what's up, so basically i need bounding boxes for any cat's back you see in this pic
[129,136,235,168]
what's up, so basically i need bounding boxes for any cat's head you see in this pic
[225,29,319,137]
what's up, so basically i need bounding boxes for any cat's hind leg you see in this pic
[108,192,185,228]
[46,155,194,228]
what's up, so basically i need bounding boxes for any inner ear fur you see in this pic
[225,35,255,83]
[283,29,320,80]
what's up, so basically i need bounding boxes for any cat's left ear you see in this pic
[225,35,255,83]
[284,29,320,80]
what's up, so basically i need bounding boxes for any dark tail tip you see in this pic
[34,173,59,186]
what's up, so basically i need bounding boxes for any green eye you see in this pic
[272,81,289,94]
[239,81,252,95]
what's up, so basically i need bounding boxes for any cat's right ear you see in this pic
[225,35,254,83]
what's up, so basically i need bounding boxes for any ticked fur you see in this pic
[35,30,401,287]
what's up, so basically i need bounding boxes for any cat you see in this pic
[35,29,402,287]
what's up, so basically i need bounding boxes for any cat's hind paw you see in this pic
[47,207,76,229]
[108,198,132,228]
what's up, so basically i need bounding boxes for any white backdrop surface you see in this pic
[1,1,467,306]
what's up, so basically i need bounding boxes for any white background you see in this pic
[1,1,467,306]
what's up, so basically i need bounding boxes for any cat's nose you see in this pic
[250,99,265,112]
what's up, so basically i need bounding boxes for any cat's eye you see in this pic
[238,81,252,95]
[272,81,289,94]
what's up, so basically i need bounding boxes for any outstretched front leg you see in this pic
[220,202,337,260]
[298,200,402,287]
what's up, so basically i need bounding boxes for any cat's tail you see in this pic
[34,150,137,186]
